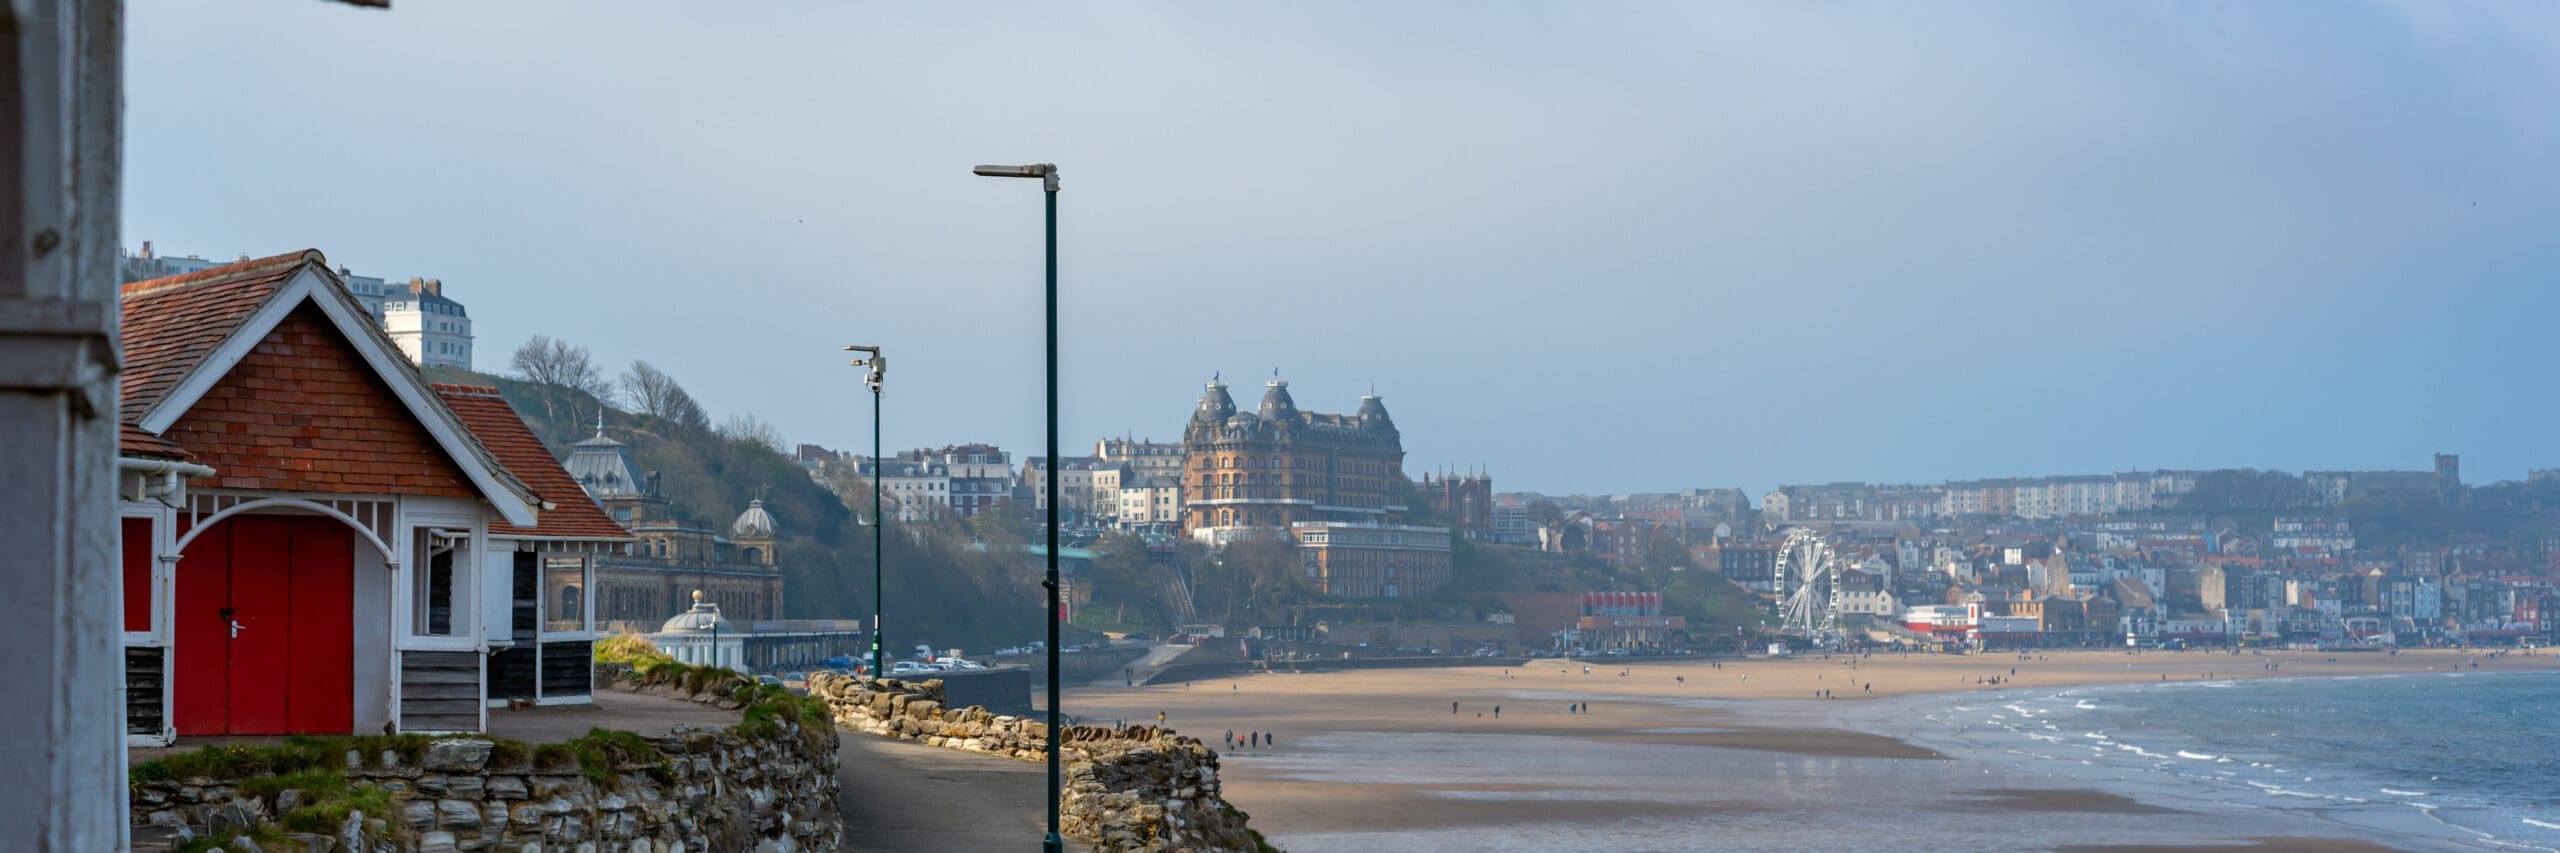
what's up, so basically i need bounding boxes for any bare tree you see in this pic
[719,413,785,451]
[622,361,708,430]
[511,335,602,389]
[508,335,608,417]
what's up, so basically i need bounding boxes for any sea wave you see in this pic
[2524,818,2560,831]
[2379,788,2430,797]
[2177,751,2218,761]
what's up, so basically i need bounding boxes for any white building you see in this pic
[1022,456,1100,521]
[1096,437,1186,482]
[857,456,953,523]
[1090,465,1127,525]
[1116,475,1183,528]
[381,277,474,370]
[651,593,745,670]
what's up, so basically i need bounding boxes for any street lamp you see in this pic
[972,161,1063,853]
[846,345,887,678]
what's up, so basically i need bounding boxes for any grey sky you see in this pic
[124,2,2560,496]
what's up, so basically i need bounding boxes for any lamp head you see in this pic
[974,163,1059,191]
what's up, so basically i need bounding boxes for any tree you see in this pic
[1528,498,1565,528]
[508,334,607,416]
[622,361,708,430]
[719,413,785,452]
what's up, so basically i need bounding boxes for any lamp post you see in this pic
[845,345,887,677]
[972,161,1062,853]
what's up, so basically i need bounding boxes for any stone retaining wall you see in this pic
[133,689,839,851]
[810,673,1262,852]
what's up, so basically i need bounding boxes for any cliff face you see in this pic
[810,674,1263,852]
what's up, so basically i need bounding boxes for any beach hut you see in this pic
[115,251,615,743]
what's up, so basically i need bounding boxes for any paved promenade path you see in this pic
[836,731,1090,852]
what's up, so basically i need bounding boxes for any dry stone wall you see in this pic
[810,673,1263,852]
[132,694,839,852]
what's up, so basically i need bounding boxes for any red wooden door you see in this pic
[174,516,355,736]
[286,522,354,732]
[172,521,232,736]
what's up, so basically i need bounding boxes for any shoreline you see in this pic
[1057,649,2558,851]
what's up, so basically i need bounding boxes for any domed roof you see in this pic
[1357,393,1391,421]
[658,591,737,635]
[1257,379,1298,421]
[1194,379,1236,423]
[730,499,777,538]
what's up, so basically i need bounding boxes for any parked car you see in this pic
[949,659,987,670]
[758,675,785,686]
[889,661,929,675]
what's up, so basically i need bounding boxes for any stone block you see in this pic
[402,800,439,832]
[418,830,459,853]
[445,775,486,800]
[438,798,483,830]
[486,776,529,800]
[423,739,496,773]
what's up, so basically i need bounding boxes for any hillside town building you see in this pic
[1291,521,1454,599]
[1181,376,1406,542]
[1417,470,1494,540]
[562,423,786,627]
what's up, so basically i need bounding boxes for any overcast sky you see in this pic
[124,2,2560,496]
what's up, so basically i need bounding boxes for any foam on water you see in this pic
[1883,669,2560,852]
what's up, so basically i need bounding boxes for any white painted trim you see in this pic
[173,496,400,561]
[133,264,539,527]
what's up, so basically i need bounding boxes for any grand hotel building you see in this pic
[1182,377,1452,598]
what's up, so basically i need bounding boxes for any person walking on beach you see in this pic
[1453,701,1460,715]
[1494,705,1501,718]
[1158,710,1167,726]
[1250,731,1259,749]
[1265,732,1276,749]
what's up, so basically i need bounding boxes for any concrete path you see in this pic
[1093,643,1193,687]
[836,731,1089,852]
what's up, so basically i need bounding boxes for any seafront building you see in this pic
[114,251,627,740]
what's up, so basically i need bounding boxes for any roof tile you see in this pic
[432,383,633,541]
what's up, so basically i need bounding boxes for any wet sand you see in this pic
[1062,649,2554,850]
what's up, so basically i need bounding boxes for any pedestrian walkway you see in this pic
[837,730,1092,852]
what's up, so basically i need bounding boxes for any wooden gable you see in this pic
[162,301,478,497]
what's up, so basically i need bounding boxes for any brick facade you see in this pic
[162,303,476,496]
[1181,379,1406,535]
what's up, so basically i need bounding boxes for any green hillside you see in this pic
[425,367,1059,653]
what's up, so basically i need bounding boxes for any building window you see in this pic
[413,529,467,637]
[545,554,591,634]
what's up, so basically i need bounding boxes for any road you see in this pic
[836,730,1090,852]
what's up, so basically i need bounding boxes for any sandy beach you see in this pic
[1061,648,2560,851]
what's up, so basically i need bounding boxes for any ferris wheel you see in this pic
[1773,528,1843,644]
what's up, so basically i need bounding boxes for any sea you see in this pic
[1242,669,2560,852]
[1868,668,2560,851]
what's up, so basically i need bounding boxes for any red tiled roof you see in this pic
[432,384,632,542]
[119,249,542,518]
[119,422,191,460]
[119,250,318,425]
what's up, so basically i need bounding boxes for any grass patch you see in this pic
[734,683,835,749]
[278,781,396,836]
[562,728,667,790]
[594,632,661,664]
[173,824,288,853]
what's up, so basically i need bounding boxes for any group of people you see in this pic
[1223,729,1277,751]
